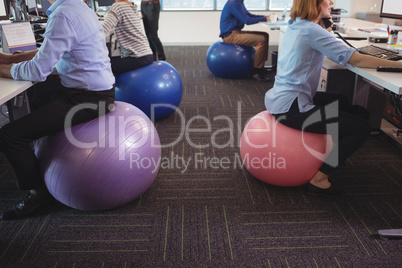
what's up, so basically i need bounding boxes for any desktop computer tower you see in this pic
[317,58,355,103]
[353,77,388,130]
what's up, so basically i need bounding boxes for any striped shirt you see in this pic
[102,2,152,58]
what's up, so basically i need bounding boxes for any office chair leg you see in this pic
[378,229,402,239]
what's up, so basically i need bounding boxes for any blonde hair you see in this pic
[290,0,324,22]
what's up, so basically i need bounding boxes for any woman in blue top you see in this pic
[265,0,402,195]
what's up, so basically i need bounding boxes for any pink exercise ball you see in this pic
[240,111,333,187]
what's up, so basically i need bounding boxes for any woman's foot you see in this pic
[306,183,343,196]
[307,170,343,196]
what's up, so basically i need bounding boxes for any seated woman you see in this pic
[265,0,402,195]
[102,0,153,74]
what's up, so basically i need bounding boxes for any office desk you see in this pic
[262,21,288,30]
[278,24,402,95]
[343,39,402,96]
[0,78,34,121]
[0,78,34,104]
[347,63,402,95]
[338,18,402,39]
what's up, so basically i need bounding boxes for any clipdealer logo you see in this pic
[61,101,339,171]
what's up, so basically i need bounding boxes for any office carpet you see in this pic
[0,46,402,268]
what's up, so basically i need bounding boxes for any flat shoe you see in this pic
[1,192,54,220]
[251,73,271,82]
[306,183,343,196]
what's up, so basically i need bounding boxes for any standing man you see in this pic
[141,0,166,61]
[220,0,271,81]
[0,0,115,219]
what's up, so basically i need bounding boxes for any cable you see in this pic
[334,31,357,49]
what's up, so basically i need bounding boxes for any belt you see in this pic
[142,0,159,5]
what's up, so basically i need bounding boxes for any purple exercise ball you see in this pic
[35,101,161,211]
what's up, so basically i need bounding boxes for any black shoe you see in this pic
[306,183,343,196]
[252,72,271,82]
[1,192,54,220]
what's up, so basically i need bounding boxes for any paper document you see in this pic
[1,22,36,53]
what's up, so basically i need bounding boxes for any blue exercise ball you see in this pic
[115,61,183,121]
[206,41,255,79]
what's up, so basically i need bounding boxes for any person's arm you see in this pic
[11,12,76,82]
[0,50,38,65]
[348,51,402,68]
[230,2,267,25]
[0,65,13,78]
[0,50,37,79]
[102,6,119,36]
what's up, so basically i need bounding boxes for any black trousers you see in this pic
[0,76,115,190]
[141,2,166,60]
[110,54,153,74]
[272,92,371,176]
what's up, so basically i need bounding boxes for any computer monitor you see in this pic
[39,0,51,15]
[380,0,402,20]
[26,0,38,14]
[95,0,114,16]
[0,0,9,20]
[96,0,114,8]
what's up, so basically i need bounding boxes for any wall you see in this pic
[334,0,382,18]
[158,11,283,46]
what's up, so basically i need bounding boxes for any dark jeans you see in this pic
[141,2,166,60]
[272,92,371,176]
[0,76,115,190]
[110,54,153,74]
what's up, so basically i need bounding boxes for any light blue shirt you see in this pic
[264,18,356,113]
[11,0,115,91]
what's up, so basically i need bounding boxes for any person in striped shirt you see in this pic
[102,0,153,74]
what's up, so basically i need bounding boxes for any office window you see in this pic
[216,0,226,9]
[216,0,266,10]
[162,0,214,10]
[269,0,292,10]
[133,0,293,11]
[244,0,267,10]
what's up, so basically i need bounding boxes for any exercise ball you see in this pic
[115,61,183,121]
[240,111,333,187]
[35,101,161,211]
[206,41,255,79]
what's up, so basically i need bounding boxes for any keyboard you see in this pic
[357,45,402,61]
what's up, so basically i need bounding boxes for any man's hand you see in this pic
[0,53,11,65]
[0,50,38,65]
